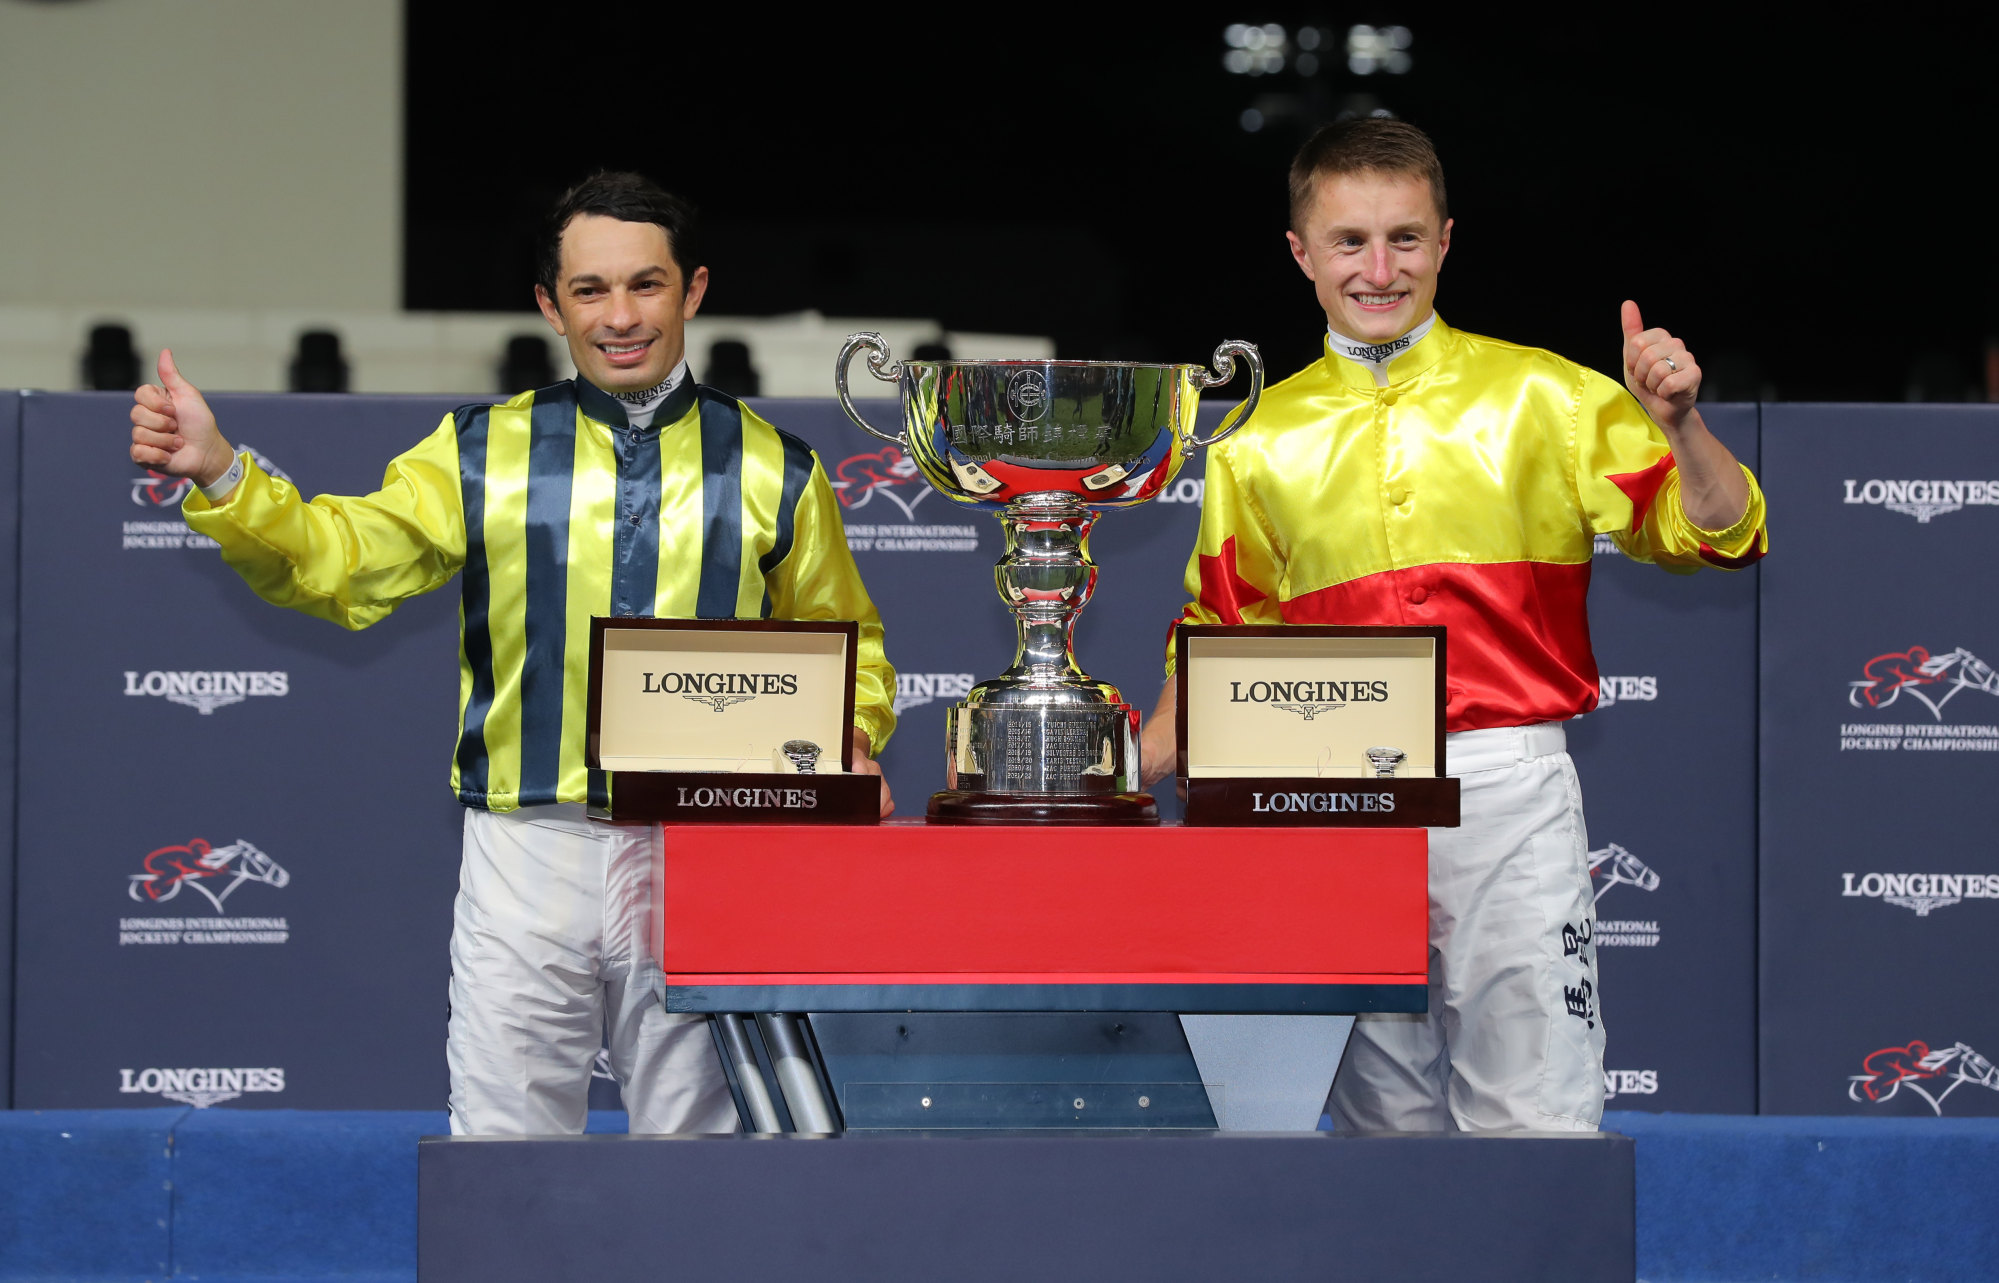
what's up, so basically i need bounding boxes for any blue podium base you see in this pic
[418,1130,1634,1282]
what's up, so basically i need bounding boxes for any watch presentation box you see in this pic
[1175,624,1461,827]
[586,617,879,824]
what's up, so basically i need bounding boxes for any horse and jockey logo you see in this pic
[1588,843,1660,903]
[128,838,289,913]
[1849,1040,1999,1115]
[832,446,934,521]
[1849,646,1999,720]
[128,443,291,507]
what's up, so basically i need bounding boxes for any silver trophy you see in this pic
[836,333,1263,822]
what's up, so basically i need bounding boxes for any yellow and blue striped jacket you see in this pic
[183,377,896,811]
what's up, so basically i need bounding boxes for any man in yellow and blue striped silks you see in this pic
[128,173,895,1136]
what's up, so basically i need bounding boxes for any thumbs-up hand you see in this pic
[1619,300,1700,434]
[129,350,236,488]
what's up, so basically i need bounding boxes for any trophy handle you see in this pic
[1183,340,1265,449]
[835,332,908,446]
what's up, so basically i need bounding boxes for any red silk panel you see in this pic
[1278,559,1599,732]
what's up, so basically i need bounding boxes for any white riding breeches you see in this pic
[446,804,738,1136]
[1328,723,1606,1133]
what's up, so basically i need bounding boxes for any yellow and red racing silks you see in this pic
[1169,317,1767,732]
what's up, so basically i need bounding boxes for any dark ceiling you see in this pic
[406,9,1998,400]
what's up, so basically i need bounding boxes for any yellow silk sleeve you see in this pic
[1165,442,1287,674]
[766,458,898,755]
[1574,370,1768,573]
[181,414,468,629]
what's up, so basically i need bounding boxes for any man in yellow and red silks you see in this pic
[1141,119,1767,1133]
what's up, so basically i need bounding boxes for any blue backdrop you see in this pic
[1566,405,1760,1114]
[1758,405,1999,1117]
[0,391,18,1112]
[6,388,1990,1117]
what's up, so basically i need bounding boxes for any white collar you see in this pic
[611,359,690,429]
[1327,313,1436,387]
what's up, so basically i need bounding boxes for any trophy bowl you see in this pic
[836,338,1262,511]
[836,334,1264,823]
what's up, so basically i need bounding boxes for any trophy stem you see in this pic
[994,492,1104,692]
[929,489,1155,821]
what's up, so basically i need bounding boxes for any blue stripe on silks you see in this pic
[610,422,663,618]
[452,404,495,805]
[515,386,579,806]
[695,390,745,619]
[758,430,816,618]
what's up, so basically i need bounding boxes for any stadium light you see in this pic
[1346,24,1413,75]
[1222,23,1289,76]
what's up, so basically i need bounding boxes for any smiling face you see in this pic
[534,214,709,393]
[1285,170,1451,344]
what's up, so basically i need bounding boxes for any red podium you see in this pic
[656,819,1428,1015]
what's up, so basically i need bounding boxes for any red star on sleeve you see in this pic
[1196,536,1268,624]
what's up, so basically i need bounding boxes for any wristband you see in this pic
[199,453,246,502]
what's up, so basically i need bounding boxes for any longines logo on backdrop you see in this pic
[1843,478,1999,523]
[1603,1069,1658,1099]
[1230,679,1390,720]
[124,669,289,714]
[1849,1040,1998,1115]
[639,671,796,713]
[120,837,290,946]
[1595,676,1657,708]
[124,444,290,550]
[119,1065,286,1109]
[833,446,979,553]
[1840,646,1999,753]
[1589,843,1661,947]
[1840,871,1999,917]
[895,672,975,714]
[1156,478,1204,505]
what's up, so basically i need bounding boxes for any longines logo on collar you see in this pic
[1337,334,1415,364]
[640,670,798,712]
[1231,679,1389,720]
[1843,478,1999,523]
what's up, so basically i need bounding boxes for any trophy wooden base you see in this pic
[926,790,1160,825]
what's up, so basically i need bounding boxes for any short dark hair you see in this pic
[536,171,702,295]
[1288,118,1448,233]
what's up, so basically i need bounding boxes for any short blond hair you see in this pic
[1289,118,1448,233]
